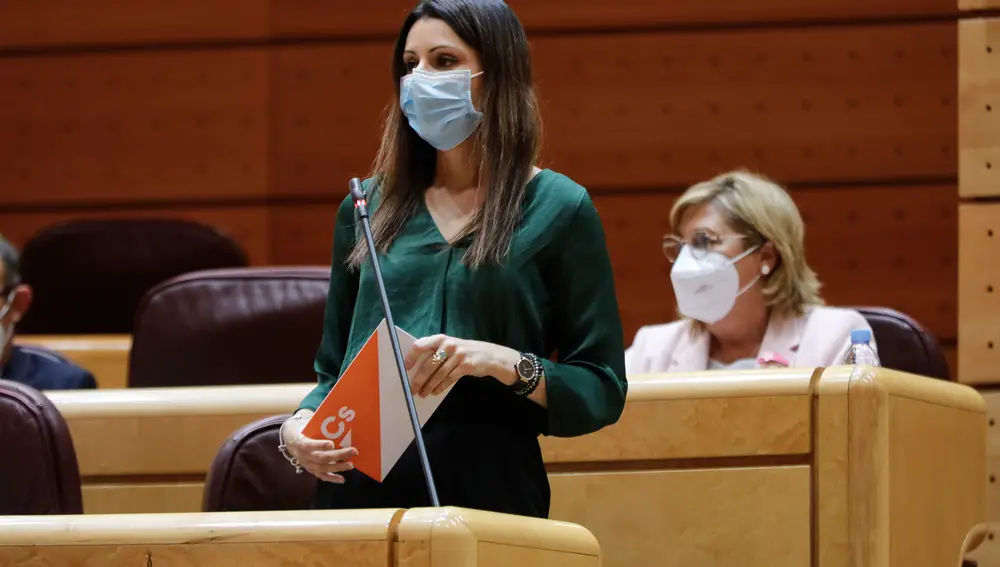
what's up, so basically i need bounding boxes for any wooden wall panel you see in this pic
[958,203,1000,384]
[0,4,965,375]
[270,46,390,197]
[272,0,958,38]
[535,22,956,189]
[0,0,963,50]
[268,23,957,198]
[597,183,956,346]
[270,201,340,264]
[961,0,1000,10]
[506,0,959,29]
[0,206,272,265]
[945,345,958,380]
[0,1,270,49]
[959,19,1000,198]
[0,48,269,205]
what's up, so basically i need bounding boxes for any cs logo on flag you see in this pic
[320,406,356,448]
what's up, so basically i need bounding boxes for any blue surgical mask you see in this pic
[400,69,483,151]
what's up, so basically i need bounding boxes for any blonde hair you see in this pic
[670,169,823,321]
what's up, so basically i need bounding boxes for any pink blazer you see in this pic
[625,306,877,374]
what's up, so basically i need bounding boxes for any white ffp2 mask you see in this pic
[670,244,760,324]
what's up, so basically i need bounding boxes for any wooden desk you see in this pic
[0,507,600,567]
[48,367,987,567]
[50,383,308,513]
[960,523,1000,567]
[15,334,130,389]
[978,390,1000,521]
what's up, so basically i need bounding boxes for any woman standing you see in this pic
[279,0,626,518]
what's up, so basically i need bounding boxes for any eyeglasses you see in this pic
[662,232,750,263]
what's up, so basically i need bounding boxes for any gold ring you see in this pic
[431,350,448,365]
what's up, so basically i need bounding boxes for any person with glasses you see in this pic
[625,170,876,374]
[0,235,96,391]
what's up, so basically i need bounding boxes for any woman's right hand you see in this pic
[280,410,358,483]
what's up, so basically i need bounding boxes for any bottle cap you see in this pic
[850,329,872,344]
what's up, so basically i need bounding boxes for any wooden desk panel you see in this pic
[48,384,308,477]
[82,482,203,515]
[979,391,1000,521]
[0,508,600,567]
[49,371,812,481]
[15,334,131,390]
[0,508,400,567]
[549,467,811,567]
[819,367,987,567]
[396,508,600,567]
[45,368,986,567]
[544,370,813,464]
[960,0,1000,9]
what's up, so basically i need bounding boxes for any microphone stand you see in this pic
[349,177,440,507]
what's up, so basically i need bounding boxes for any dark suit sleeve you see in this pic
[9,347,98,391]
[76,370,97,389]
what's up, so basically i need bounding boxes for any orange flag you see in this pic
[302,319,454,482]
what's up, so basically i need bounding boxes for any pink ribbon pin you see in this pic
[757,352,790,367]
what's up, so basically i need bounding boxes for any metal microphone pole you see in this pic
[348,177,440,507]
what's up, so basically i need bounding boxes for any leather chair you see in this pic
[0,379,83,514]
[853,306,951,380]
[203,414,315,512]
[19,219,247,334]
[129,267,330,388]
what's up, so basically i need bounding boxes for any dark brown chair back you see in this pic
[19,219,247,334]
[203,415,315,512]
[0,379,83,514]
[129,267,330,388]
[853,306,951,380]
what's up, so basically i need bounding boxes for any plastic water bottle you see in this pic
[844,329,880,367]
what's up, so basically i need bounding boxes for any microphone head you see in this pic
[349,178,366,203]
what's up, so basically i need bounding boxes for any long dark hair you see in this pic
[347,0,542,269]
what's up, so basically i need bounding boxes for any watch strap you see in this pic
[512,352,543,397]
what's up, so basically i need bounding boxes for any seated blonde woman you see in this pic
[625,170,876,374]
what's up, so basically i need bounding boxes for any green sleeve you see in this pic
[298,195,360,412]
[540,193,628,437]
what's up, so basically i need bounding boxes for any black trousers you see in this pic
[312,417,550,518]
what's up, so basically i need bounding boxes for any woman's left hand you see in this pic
[404,334,520,397]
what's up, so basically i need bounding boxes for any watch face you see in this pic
[516,357,535,382]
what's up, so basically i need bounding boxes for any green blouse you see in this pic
[298,169,626,438]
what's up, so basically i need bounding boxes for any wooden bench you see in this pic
[47,366,987,567]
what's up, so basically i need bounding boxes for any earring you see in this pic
[761,265,771,275]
